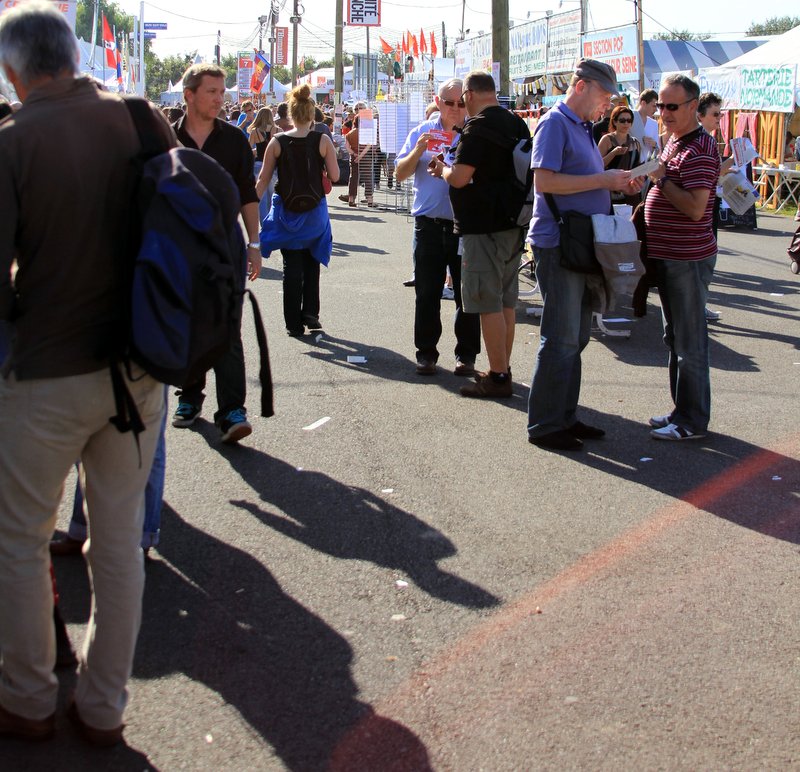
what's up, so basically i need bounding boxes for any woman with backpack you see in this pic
[256,84,339,336]
[249,107,281,222]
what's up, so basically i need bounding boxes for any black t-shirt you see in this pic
[449,105,530,235]
[174,116,258,206]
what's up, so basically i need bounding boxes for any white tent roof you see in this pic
[722,25,800,68]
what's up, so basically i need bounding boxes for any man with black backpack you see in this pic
[0,1,173,744]
[429,70,531,399]
[172,63,262,443]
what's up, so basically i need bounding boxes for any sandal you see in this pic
[338,194,349,203]
[348,199,356,207]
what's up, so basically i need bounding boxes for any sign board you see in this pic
[697,67,741,110]
[509,18,548,81]
[274,26,289,65]
[739,65,796,112]
[0,0,76,30]
[347,0,380,27]
[143,31,156,39]
[143,22,167,30]
[237,50,255,97]
[547,9,581,73]
[580,25,639,83]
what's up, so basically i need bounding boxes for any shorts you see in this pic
[461,229,524,314]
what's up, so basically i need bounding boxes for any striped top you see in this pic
[644,129,720,261]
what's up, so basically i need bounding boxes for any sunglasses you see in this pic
[441,99,465,108]
[615,117,632,123]
[656,98,695,112]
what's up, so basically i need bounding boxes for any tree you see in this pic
[746,16,800,36]
[145,52,196,101]
[652,30,711,41]
[76,0,133,40]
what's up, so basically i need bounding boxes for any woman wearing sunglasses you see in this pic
[598,105,641,206]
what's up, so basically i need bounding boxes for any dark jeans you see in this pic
[282,249,320,331]
[413,216,480,364]
[178,325,247,423]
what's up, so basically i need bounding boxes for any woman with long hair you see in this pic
[256,84,339,336]
[598,104,642,206]
[250,107,281,221]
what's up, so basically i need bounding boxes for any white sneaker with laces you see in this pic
[648,414,671,428]
[650,423,705,441]
[704,307,720,321]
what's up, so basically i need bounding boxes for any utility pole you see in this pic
[635,0,645,93]
[334,0,344,98]
[442,21,446,60]
[492,0,508,96]
[290,0,300,87]
[269,3,278,95]
[215,29,221,66]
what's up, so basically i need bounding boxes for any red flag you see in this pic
[402,33,408,54]
[411,33,418,58]
[379,36,394,55]
[430,31,438,58]
[419,28,427,55]
[101,15,116,69]
[250,51,271,93]
[395,42,401,63]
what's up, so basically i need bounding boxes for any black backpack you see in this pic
[110,98,273,445]
[275,132,325,212]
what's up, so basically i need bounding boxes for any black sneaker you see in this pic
[303,316,323,330]
[172,401,200,427]
[219,408,252,444]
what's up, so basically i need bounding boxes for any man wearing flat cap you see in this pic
[526,59,640,451]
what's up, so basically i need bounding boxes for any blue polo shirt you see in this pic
[528,101,610,248]
[395,116,458,221]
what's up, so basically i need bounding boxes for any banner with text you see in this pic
[697,67,741,110]
[547,9,581,73]
[0,0,76,30]
[580,25,639,83]
[237,51,254,97]
[739,65,796,112]
[509,18,548,81]
[274,27,288,65]
[454,32,493,79]
[347,0,380,27]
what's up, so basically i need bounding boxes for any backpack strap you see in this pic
[123,97,171,159]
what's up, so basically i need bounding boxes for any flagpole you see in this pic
[88,0,98,72]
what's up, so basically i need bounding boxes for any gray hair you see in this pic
[663,74,700,102]
[0,1,78,87]
[438,78,463,97]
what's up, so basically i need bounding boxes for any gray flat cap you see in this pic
[574,58,618,94]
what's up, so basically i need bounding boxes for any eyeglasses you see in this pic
[441,99,465,108]
[615,117,632,124]
[460,89,472,102]
[656,99,696,112]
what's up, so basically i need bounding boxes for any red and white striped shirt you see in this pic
[644,129,720,261]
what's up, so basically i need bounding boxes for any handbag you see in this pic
[544,194,602,274]
[321,170,332,195]
[590,213,644,294]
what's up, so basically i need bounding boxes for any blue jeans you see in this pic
[527,246,593,438]
[655,255,715,432]
[413,216,480,364]
[70,395,167,549]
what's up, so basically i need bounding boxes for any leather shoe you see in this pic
[568,420,605,439]
[402,278,415,287]
[529,430,583,451]
[453,361,476,377]
[416,359,437,375]
[67,701,124,748]
[49,536,84,556]
[0,703,55,742]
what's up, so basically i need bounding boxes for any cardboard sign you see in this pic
[426,129,454,153]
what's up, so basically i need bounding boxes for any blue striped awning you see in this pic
[643,39,765,75]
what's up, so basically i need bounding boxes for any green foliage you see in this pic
[146,52,196,101]
[746,16,800,36]
[76,0,133,39]
[651,30,711,41]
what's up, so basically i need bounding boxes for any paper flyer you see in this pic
[426,130,454,153]
[730,137,757,169]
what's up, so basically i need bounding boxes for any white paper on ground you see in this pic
[302,416,331,431]
[347,355,367,363]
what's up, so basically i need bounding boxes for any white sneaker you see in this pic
[704,307,720,321]
[648,414,671,428]
[650,423,705,441]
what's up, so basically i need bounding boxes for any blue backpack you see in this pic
[110,99,273,442]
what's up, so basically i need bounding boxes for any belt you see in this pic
[417,215,454,227]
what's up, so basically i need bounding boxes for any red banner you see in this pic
[274,26,289,66]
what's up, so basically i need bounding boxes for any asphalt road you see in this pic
[6,194,799,771]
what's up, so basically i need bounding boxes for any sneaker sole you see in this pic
[221,423,252,444]
[172,415,199,428]
[650,429,705,441]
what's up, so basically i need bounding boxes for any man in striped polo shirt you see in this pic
[645,74,721,441]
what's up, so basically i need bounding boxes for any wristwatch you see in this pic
[655,177,667,190]
[247,241,260,249]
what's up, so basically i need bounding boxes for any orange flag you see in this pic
[379,36,394,55]
[430,31,438,58]
[411,33,418,58]
[419,28,427,54]
[402,33,408,54]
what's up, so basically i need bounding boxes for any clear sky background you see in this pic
[116,0,798,63]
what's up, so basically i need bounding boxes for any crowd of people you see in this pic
[0,0,788,749]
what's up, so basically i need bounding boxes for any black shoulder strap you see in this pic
[123,97,171,159]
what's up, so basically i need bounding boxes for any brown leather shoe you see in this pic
[49,537,84,556]
[0,703,55,741]
[453,361,476,377]
[415,358,437,375]
[67,702,124,748]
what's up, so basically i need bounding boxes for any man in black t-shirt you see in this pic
[429,71,529,399]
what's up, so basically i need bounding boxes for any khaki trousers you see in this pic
[0,367,163,729]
